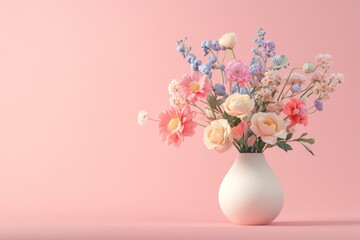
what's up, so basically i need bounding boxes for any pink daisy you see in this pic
[178,71,212,103]
[158,104,197,147]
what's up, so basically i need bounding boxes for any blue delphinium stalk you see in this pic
[176,38,191,58]
[201,39,224,56]
[250,28,268,77]
[177,37,225,74]
[250,57,265,76]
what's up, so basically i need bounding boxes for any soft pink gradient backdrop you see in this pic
[0,0,359,238]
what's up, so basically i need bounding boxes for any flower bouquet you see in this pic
[138,28,343,225]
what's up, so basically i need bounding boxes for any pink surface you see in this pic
[0,0,359,238]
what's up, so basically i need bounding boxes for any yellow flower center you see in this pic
[167,117,180,131]
[263,118,279,131]
[190,82,200,93]
[263,119,274,126]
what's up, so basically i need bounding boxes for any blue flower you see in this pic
[232,85,240,93]
[291,84,301,93]
[202,49,209,56]
[209,55,217,63]
[240,88,250,95]
[191,63,198,71]
[194,59,202,66]
[250,57,265,75]
[177,45,185,53]
[214,83,226,96]
[187,53,196,64]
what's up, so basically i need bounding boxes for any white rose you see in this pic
[203,119,232,153]
[137,110,148,126]
[219,33,237,49]
[250,112,287,144]
[223,93,254,118]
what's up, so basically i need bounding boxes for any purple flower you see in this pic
[263,40,276,52]
[314,100,323,111]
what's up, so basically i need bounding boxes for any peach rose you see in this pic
[223,93,254,118]
[250,112,287,145]
[203,119,232,153]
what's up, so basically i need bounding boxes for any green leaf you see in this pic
[286,133,293,141]
[207,95,217,109]
[276,141,293,152]
[216,98,225,105]
[298,138,315,144]
[300,132,308,138]
[301,143,315,156]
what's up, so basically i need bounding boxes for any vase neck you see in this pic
[237,153,265,161]
[234,153,268,168]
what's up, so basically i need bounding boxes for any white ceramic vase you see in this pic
[218,153,283,225]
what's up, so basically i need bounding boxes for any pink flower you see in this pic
[316,54,332,69]
[247,135,256,147]
[231,122,245,141]
[286,73,306,85]
[225,60,252,86]
[283,98,308,129]
[178,71,212,103]
[158,105,197,147]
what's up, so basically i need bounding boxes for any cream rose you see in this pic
[203,119,232,153]
[219,33,237,49]
[250,112,287,145]
[223,93,254,118]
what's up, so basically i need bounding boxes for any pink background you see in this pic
[0,0,359,238]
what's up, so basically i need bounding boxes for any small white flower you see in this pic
[168,79,179,95]
[137,110,148,126]
[219,33,237,49]
[169,95,186,107]
[316,54,332,69]
[311,71,325,83]
[286,73,306,85]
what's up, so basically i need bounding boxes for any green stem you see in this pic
[233,142,241,152]
[209,49,226,85]
[300,85,314,98]
[195,122,207,127]
[231,49,236,59]
[222,50,227,64]
[148,118,159,122]
[190,103,206,115]
[277,68,301,101]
